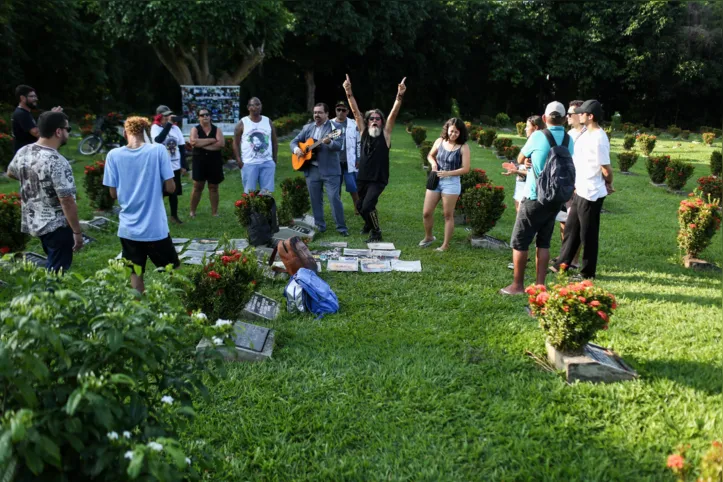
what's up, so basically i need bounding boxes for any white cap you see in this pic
[544,101,565,117]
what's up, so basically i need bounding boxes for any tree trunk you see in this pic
[305,69,315,113]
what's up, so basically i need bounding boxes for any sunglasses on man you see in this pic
[369,116,382,121]
[199,113,210,117]
[336,107,347,112]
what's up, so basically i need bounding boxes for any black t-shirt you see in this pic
[357,132,390,185]
[11,107,37,153]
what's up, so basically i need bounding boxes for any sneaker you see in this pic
[366,231,382,243]
[360,225,371,235]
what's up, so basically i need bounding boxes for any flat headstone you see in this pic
[318,241,347,248]
[272,225,316,244]
[196,322,275,362]
[292,214,317,230]
[650,181,667,188]
[600,208,611,214]
[81,216,115,231]
[186,242,218,252]
[22,252,47,267]
[82,234,96,245]
[684,255,721,272]
[545,341,638,383]
[172,238,190,245]
[241,292,280,322]
[254,245,275,261]
[228,238,249,250]
[470,235,510,250]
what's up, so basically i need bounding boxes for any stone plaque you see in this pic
[272,225,316,244]
[172,238,190,245]
[233,321,270,352]
[254,245,275,260]
[229,238,249,250]
[186,242,218,252]
[23,252,47,267]
[292,214,317,230]
[546,341,638,383]
[241,293,280,322]
[470,235,509,250]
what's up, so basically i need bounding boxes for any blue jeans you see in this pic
[241,161,276,193]
[39,225,74,273]
[306,165,347,233]
[340,164,358,193]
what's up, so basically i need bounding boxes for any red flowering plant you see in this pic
[0,118,9,134]
[456,168,491,213]
[493,137,513,156]
[636,133,657,156]
[79,113,96,136]
[180,246,262,322]
[278,176,311,225]
[646,154,671,184]
[677,191,722,259]
[503,145,521,161]
[83,159,115,210]
[526,274,617,353]
[666,440,723,482]
[0,132,13,171]
[0,192,30,253]
[234,190,276,227]
[702,132,715,146]
[697,175,722,202]
[665,159,695,191]
[461,183,506,237]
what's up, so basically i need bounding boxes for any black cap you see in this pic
[574,100,603,120]
[335,101,348,109]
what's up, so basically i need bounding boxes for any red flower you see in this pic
[589,300,601,307]
[235,200,243,207]
[578,296,586,303]
[581,280,593,287]
[251,280,257,285]
[475,183,482,189]
[207,270,221,279]
[666,454,685,470]
[535,292,550,305]
[597,311,608,322]
[524,286,537,295]
[689,223,696,229]
[558,288,569,296]
[0,246,10,254]
[562,305,569,312]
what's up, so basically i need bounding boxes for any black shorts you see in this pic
[164,169,183,196]
[510,199,560,251]
[192,156,225,184]
[120,236,180,273]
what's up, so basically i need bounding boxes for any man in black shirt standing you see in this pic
[11,85,63,154]
[343,74,406,242]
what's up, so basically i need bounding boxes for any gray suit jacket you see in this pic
[290,120,342,177]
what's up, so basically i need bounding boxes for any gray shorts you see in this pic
[510,199,560,251]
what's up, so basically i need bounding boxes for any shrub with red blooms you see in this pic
[504,145,521,161]
[527,277,617,353]
[646,155,670,183]
[665,159,695,191]
[0,192,30,253]
[234,190,276,227]
[180,247,262,322]
[461,183,506,236]
[636,133,656,155]
[666,440,723,482]
[677,191,722,259]
[697,175,722,202]
[456,168,491,213]
[83,159,114,210]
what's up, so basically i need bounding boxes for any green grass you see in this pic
[2,127,722,480]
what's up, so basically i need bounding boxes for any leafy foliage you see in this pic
[0,262,221,480]
[711,151,722,177]
[527,279,617,353]
[677,191,721,258]
[493,137,513,156]
[697,176,722,202]
[180,247,262,323]
[0,192,29,253]
[278,176,311,225]
[667,125,681,138]
[623,134,636,150]
[504,145,521,161]
[665,159,695,190]
[646,154,670,183]
[273,113,309,137]
[478,129,497,148]
[515,122,526,137]
[234,191,276,227]
[617,151,639,172]
[419,140,433,169]
[461,182,506,237]
[636,134,657,156]
[0,133,13,171]
[410,126,427,146]
[83,159,115,210]
[702,132,715,146]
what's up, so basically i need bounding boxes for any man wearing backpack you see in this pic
[500,101,574,295]
[552,100,612,279]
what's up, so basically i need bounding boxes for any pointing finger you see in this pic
[400,77,406,85]
[346,74,350,82]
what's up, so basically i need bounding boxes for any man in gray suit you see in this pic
[290,103,348,236]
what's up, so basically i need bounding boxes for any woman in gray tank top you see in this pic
[419,118,471,251]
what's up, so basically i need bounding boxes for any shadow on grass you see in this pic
[627,357,723,395]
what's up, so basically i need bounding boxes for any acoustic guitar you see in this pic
[291,129,342,171]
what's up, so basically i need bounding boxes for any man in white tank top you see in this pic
[232,97,278,193]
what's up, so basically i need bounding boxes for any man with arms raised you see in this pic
[343,74,406,242]
[7,112,83,272]
[234,97,278,194]
[103,116,180,293]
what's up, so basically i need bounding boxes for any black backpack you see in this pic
[535,129,576,207]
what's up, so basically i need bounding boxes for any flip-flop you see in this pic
[434,246,448,252]
[498,288,523,296]
[418,236,436,247]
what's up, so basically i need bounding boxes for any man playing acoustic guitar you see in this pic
[290,103,348,236]
[343,74,406,242]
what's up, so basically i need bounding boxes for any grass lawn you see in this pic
[1,124,721,480]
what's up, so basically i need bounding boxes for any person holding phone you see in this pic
[151,105,187,224]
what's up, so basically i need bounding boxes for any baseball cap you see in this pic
[544,101,566,118]
[155,105,173,115]
[335,101,348,109]
[574,99,603,120]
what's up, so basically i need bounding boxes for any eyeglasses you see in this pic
[368,116,382,121]
[62,126,72,133]
[336,108,347,112]
[199,113,210,117]
[567,113,576,117]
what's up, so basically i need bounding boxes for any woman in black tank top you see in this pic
[419,118,471,251]
[189,108,225,217]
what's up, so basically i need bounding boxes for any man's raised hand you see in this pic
[397,77,407,96]
[343,74,352,95]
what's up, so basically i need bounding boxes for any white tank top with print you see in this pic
[240,116,273,165]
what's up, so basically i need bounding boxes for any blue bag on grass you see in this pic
[284,268,339,318]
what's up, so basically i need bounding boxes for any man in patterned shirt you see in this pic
[7,111,83,272]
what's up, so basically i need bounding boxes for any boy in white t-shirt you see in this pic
[552,100,614,279]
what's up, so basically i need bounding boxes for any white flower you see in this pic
[192,312,207,320]
[159,312,168,318]
[124,451,134,460]
[123,431,131,439]
[214,319,232,328]
[212,336,224,346]
[147,441,163,452]
[107,431,119,440]
[185,457,191,465]
[161,395,174,405]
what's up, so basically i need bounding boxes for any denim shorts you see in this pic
[241,161,275,193]
[432,176,461,195]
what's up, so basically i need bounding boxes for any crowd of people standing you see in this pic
[6,80,611,293]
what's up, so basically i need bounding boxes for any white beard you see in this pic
[369,126,382,138]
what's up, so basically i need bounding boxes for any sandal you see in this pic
[435,246,448,252]
[418,236,436,247]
